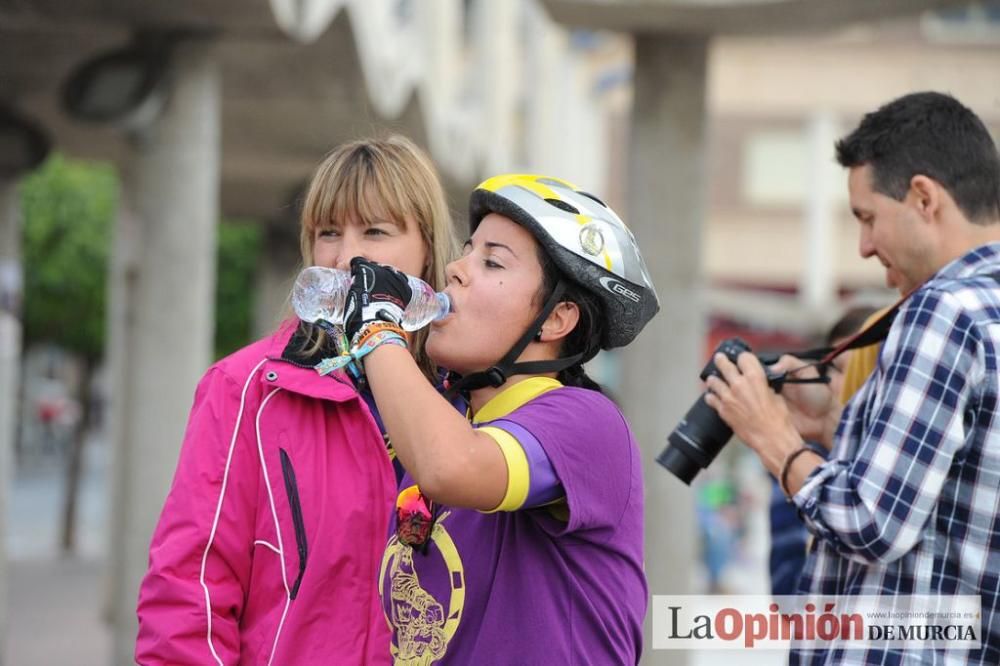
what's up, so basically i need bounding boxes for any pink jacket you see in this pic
[136,322,395,665]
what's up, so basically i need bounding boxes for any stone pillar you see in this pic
[108,41,219,664]
[624,34,709,666]
[0,178,22,660]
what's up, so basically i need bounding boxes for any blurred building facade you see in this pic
[580,6,1000,340]
[704,7,1000,335]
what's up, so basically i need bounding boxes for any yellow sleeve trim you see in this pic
[478,426,530,513]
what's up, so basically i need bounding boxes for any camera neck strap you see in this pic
[817,270,1000,363]
[820,292,908,364]
[780,286,918,371]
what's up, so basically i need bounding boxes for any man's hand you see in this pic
[704,352,826,491]
[344,257,412,342]
[768,355,843,449]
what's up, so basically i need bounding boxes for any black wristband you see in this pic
[780,445,817,500]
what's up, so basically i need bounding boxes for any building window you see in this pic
[742,129,807,207]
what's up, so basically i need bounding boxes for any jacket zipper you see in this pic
[279,448,309,600]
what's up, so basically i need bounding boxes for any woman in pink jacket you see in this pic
[135,135,459,665]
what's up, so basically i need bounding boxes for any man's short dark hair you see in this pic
[835,91,1000,224]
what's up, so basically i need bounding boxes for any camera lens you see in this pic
[656,443,702,486]
[658,337,752,484]
[657,394,734,485]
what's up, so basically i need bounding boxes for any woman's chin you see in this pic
[425,335,455,370]
[426,347,472,376]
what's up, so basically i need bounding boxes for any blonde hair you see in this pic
[297,135,460,383]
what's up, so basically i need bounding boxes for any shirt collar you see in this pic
[472,376,562,423]
[929,241,1000,284]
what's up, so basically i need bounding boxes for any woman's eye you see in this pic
[484,259,503,269]
[366,227,390,237]
[318,228,340,238]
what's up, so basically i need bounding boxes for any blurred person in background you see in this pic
[135,135,460,665]
[767,305,878,596]
[348,174,658,664]
[706,91,1000,663]
[697,471,741,594]
[836,307,887,406]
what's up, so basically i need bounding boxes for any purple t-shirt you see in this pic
[378,386,646,664]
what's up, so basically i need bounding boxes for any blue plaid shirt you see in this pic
[792,243,1000,665]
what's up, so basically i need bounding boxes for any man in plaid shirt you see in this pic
[706,91,1000,664]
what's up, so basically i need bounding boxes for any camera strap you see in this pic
[768,271,1000,388]
[782,282,925,371]
[816,269,1000,364]
[819,294,907,364]
[760,290,912,389]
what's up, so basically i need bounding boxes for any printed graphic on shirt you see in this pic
[379,511,464,664]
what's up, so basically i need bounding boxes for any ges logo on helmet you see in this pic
[599,277,640,303]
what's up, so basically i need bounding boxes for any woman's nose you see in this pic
[445,256,466,286]
[335,235,364,271]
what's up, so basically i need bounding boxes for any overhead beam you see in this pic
[0,0,281,36]
[541,0,977,35]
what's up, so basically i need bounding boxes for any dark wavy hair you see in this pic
[835,92,1000,225]
[534,245,606,392]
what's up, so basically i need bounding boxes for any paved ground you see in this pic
[8,557,109,666]
[7,436,110,666]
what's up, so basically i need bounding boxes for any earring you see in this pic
[534,330,543,342]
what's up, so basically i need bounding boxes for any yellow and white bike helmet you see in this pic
[450,174,660,392]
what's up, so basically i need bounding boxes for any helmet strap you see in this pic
[445,279,583,397]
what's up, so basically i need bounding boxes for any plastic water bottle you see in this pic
[401,276,452,331]
[291,265,450,331]
[291,266,353,325]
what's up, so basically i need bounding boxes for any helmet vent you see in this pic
[578,191,607,208]
[544,198,580,215]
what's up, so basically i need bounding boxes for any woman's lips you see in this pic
[431,296,455,326]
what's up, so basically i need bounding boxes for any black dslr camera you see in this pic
[657,337,785,485]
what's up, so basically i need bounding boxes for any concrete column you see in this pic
[108,42,219,664]
[252,219,301,337]
[103,187,137,635]
[801,111,837,319]
[0,179,22,660]
[625,33,709,666]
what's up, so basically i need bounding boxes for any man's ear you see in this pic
[908,174,942,222]
[538,302,580,343]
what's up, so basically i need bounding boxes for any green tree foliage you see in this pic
[20,154,264,362]
[20,155,116,361]
[214,220,262,359]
